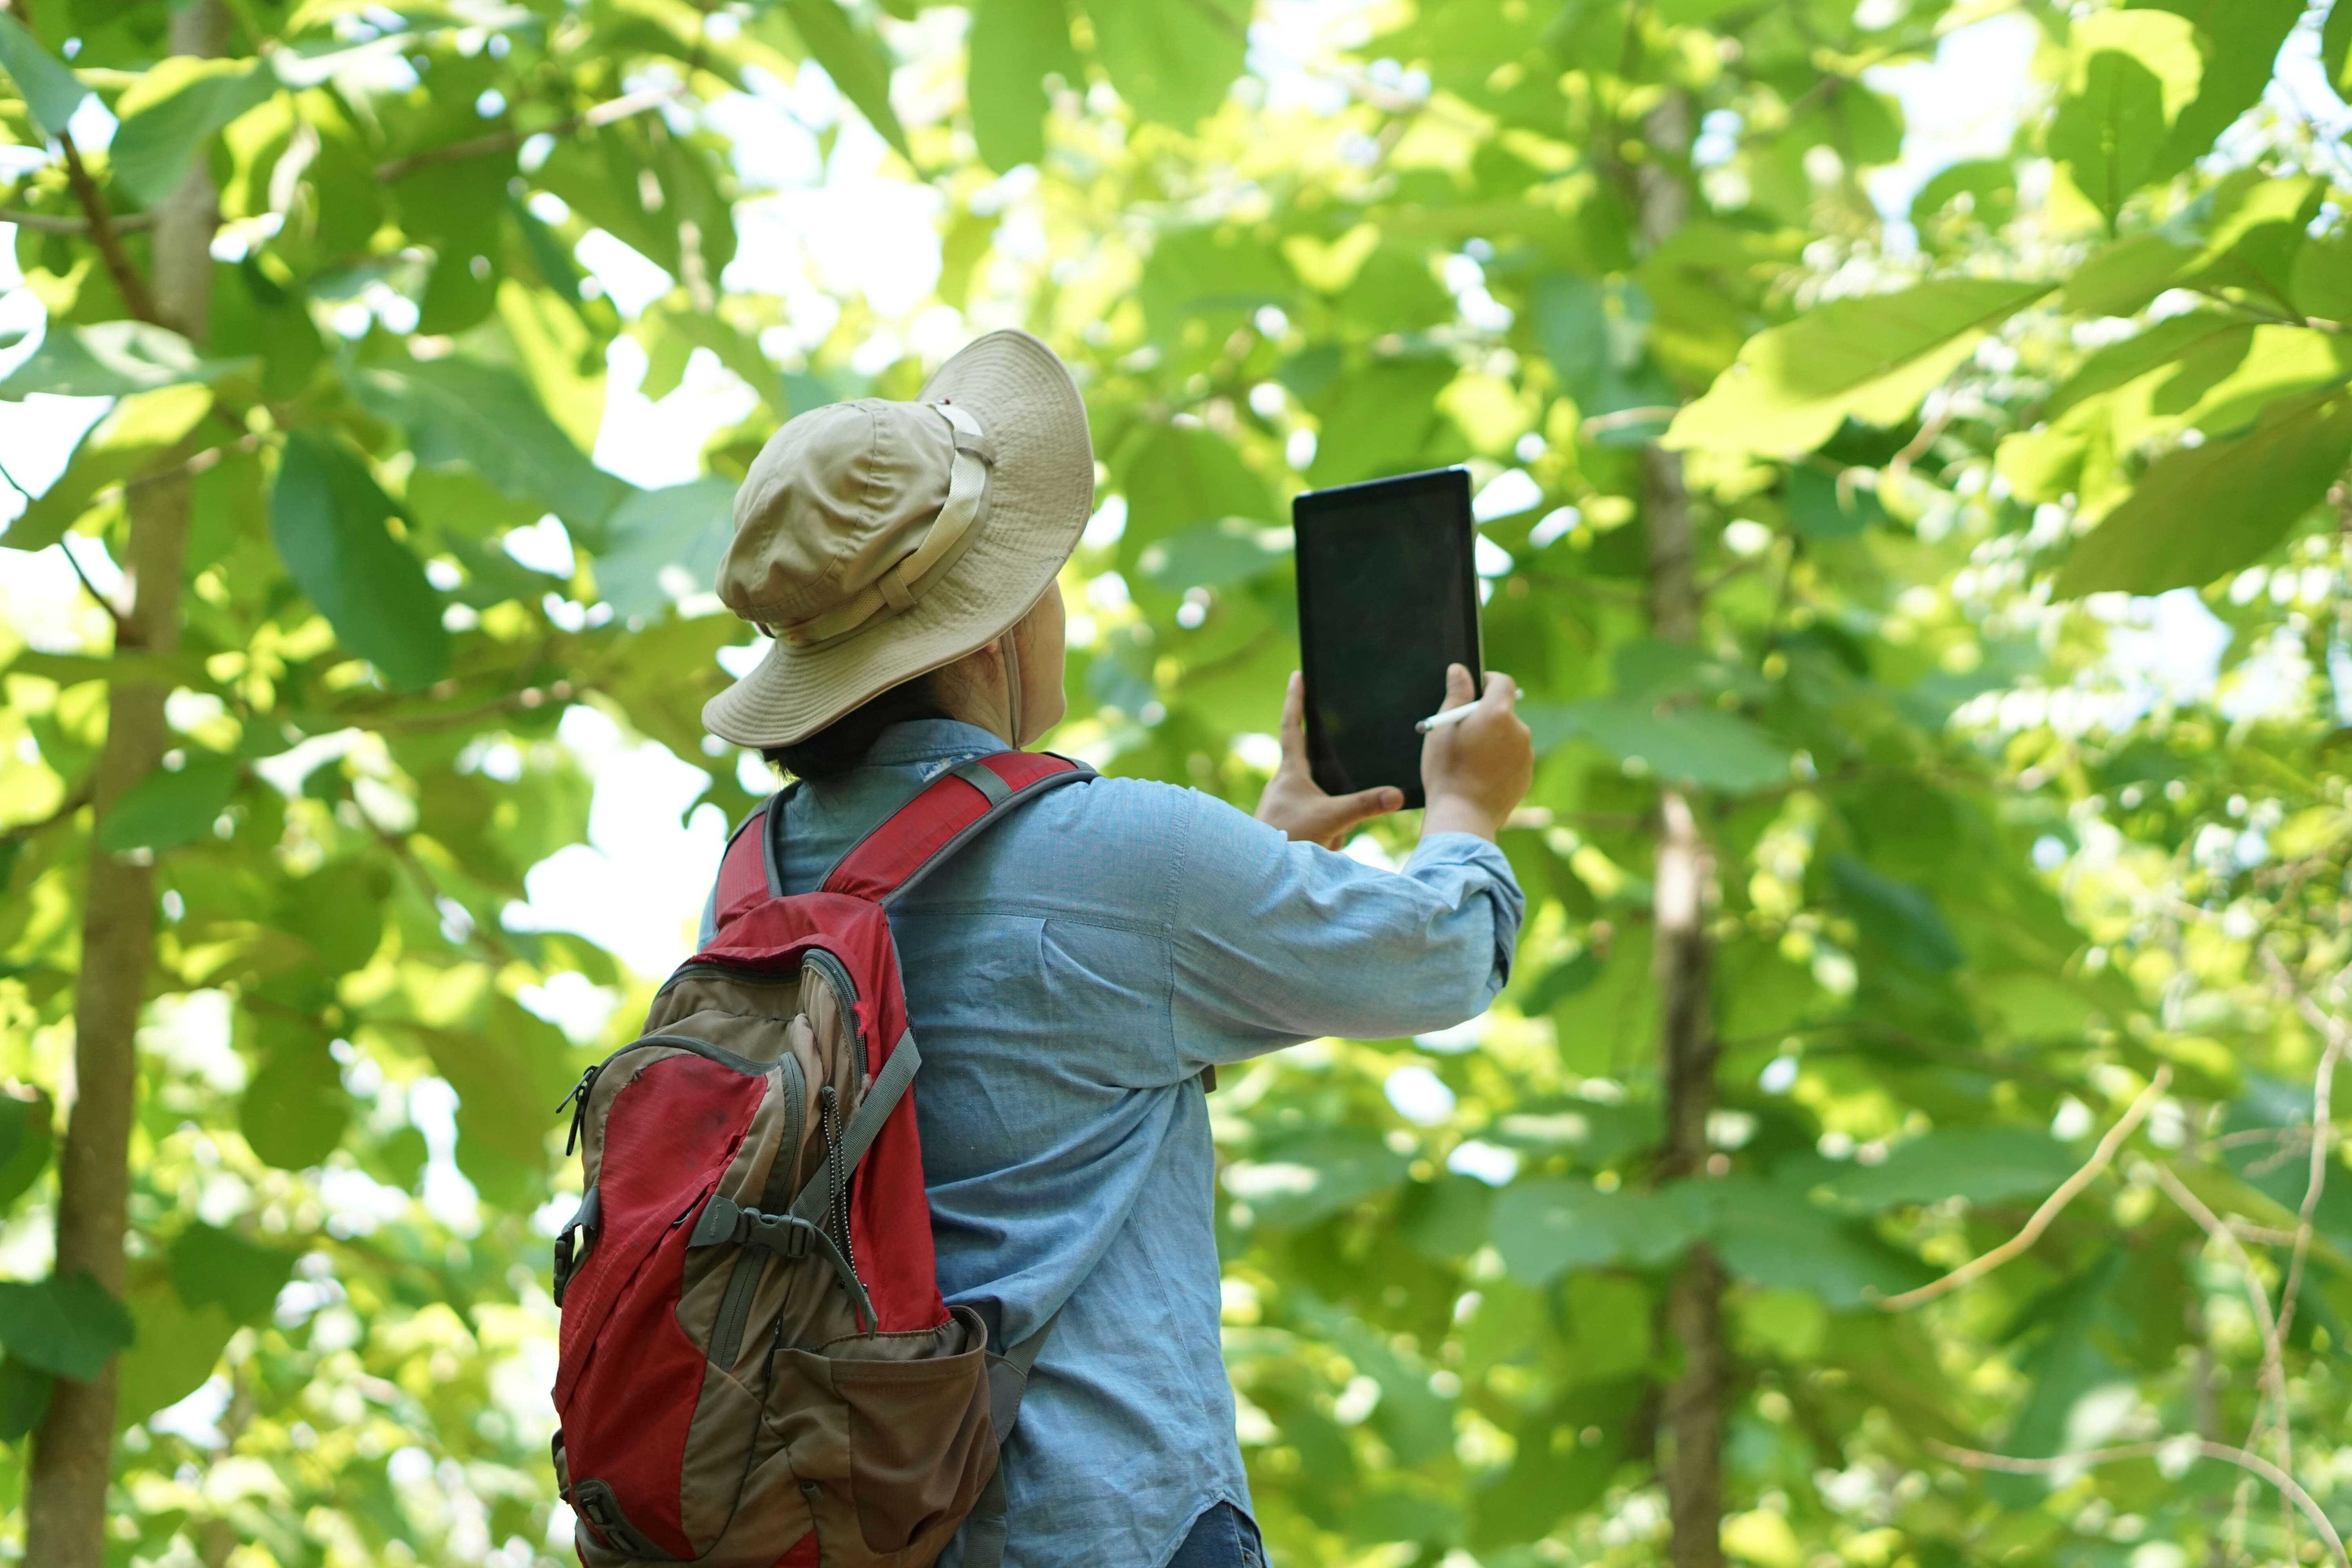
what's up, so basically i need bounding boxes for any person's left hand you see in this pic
[1254,672,1406,849]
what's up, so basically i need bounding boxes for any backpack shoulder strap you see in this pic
[820,751,1094,906]
[704,783,797,944]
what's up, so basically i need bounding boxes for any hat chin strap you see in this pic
[997,629,1025,748]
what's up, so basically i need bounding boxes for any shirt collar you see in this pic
[862,717,1010,766]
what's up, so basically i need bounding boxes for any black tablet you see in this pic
[1292,467,1484,810]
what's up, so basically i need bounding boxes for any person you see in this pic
[695,329,1533,1568]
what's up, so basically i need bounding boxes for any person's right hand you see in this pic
[1420,664,1534,842]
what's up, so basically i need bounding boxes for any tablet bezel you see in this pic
[1292,466,1485,811]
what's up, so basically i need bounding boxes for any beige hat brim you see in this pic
[701,330,1093,749]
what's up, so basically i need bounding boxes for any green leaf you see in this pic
[0,1355,53,1441]
[269,433,450,692]
[167,1225,298,1324]
[1489,1180,1709,1283]
[2061,232,2201,318]
[2049,11,2202,223]
[1088,0,1250,127]
[109,59,276,208]
[1138,226,1292,345]
[0,1091,51,1212]
[2327,0,2352,98]
[1223,1127,1411,1228]
[1784,465,1882,539]
[348,359,630,534]
[239,1017,349,1172]
[2053,388,2352,597]
[1136,518,1288,592]
[415,1000,573,1210]
[1306,356,1457,486]
[968,0,1078,171]
[1552,697,1791,793]
[0,13,89,139]
[784,0,910,158]
[1665,280,2053,456]
[2292,231,2352,325]
[114,1278,236,1429]
[1810,1128,2080,1211]
[0,322,255,400]
[95,757,238,854]
[2145,0,2307,181]
[593,477,737,620]
[1826,854,1964,974]
[0,385,215,554]
[0,1271,135,1380]
[1706,1180,1935,1308]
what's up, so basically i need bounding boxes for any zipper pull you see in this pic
[559,1065,601,1156]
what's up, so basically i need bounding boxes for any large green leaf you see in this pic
[0,13,87,138]
[114,1278,236,1429]
[348,359,630,534]
[0,322,255,400]
[96,756,238,854]
[0,1355,53,1442]
[1548,697,1791,793]
[1811,1127,2080,1211]
[0,1090,52,1212]
[967,0,1078,171]
[1087,0,1250,127]
[269,433,450,692]
[110,58,277,207]
[1222,1127,1411,1229]
[1,385,216,555]
[1826,854,1964,975]
[1705,1180,1935,1307]
[784,0,910,158]
[0,1271,135,1380]
[2053,387,2352,596]
[2327,0,2352,97]
[2048,10,2201,223]
[1665,280,2053,456]
[2143,0,2307,181]
[168,1224,299,1324]
[593,477,737,620]
[239,1016,350,1172]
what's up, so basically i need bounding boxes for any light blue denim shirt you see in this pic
[699,720,1524,1568]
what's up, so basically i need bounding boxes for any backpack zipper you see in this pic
[557,1034,788,1158]
[655,950,868,1089]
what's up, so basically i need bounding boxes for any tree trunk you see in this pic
[25,4,222,1561]
[1636,91,1728,1568]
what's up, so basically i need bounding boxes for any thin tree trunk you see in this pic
[25,5,222,1561]
[1636,89,1728,1568]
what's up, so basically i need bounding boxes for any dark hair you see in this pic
[762,674,947,780]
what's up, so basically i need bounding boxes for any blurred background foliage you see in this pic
[2,0,2352,1563]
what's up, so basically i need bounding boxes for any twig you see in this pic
[122,431,269,495]
[2263,951,2352,1350]
[56,131,162,326]
[0,207,158,235]
[1873,1067,2172,1310]
[2156,1162,2298,1550]
[1924,1439,2348,1568]
[374,83,683,183]
[56,536,129,638]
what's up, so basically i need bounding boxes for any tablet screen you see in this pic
[1293,468,1483,810]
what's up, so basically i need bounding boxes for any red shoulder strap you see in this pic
[823,752,1091,905]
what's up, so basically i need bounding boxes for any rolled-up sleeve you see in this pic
[1167,791,1525,1068]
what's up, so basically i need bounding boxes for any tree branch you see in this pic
[374,83,684,184]
[1,207,158,235]
[2155,1161,2297,1551]
[1925,1439,2348,1568]
[1873,1067,2171,1310]
[55,131,162,327]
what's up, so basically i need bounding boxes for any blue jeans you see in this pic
[1167,1503,1266,1568]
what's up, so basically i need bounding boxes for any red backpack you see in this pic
[549,751,1093,1568]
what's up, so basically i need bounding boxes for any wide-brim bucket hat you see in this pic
[700,329,1093,748]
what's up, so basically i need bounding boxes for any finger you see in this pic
[1279,671,1308,766]
[1444,662,1475,709]
[1331,785,1405,830]
[1481,670,1519,710]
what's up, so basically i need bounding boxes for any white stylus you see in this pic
[1414,703,1481,733]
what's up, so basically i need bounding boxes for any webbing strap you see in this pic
[820,751,1094,906]
[964,1310,1059,1568]
[790,1034,921,1225]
